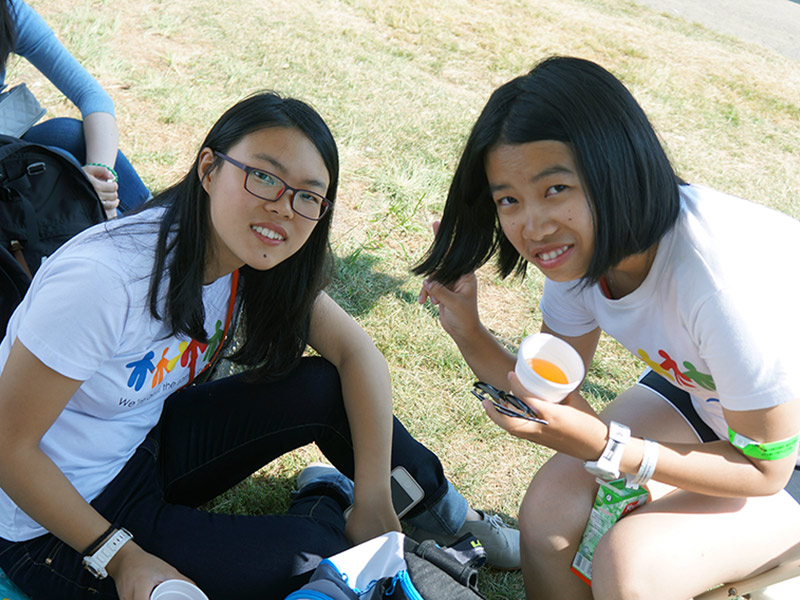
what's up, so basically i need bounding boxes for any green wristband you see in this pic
[85,162,119,183]
[728,427,800,461]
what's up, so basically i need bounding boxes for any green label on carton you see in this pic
[571,478,649,585]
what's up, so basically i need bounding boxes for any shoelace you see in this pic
[481,512,506,531]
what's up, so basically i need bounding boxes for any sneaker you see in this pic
[405,510,520,570]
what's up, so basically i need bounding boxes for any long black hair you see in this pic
[1,0,16,68]
[414,56,682,286]
[148,92,338,379]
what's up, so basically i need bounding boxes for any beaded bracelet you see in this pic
[85,162,119,183]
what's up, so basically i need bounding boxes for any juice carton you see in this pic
[571,478,649,585]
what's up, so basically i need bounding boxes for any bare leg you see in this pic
[592,488,800,600]
[520,452,597,600]
[519,383,754,600]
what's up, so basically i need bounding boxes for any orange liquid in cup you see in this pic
[527,357,569,384]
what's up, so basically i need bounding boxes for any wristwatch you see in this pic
[82,528,133,579]
[584,421,631,480]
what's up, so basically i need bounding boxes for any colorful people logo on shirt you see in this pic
[636,348,716,392]
[124,320,222,394]
[125,351,155,392]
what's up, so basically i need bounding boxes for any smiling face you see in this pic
[199,126,330,283]
[485,140,595,283]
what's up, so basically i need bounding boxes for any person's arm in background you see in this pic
[10,0,120,216]
[81,111,120,216]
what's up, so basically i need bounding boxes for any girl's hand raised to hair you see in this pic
[417,222,483,343]
[418,272,481,343]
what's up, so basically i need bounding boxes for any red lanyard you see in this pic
[181,269,240,388]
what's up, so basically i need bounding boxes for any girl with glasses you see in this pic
[414,56,800,600]
[0,92,515,600]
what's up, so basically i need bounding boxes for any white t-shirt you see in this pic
[0,209,233,541]
[541,184,800,450]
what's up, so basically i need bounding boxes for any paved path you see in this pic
[629,0,800,61]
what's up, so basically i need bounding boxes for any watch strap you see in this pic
[82,527,133,579]
[584,421,631,480]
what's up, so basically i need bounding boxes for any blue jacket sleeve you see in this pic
[7,0,115,117]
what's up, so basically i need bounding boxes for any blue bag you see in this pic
[0,567,29,600]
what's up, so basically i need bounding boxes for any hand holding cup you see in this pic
[514,333,584,403]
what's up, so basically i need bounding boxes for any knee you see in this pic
[519,477,558,558]
[23,117,86,158]
[518,457,594,560]
[26,116,84,139]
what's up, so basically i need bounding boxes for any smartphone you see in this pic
[343,466,425,519]
[389,466,425,518]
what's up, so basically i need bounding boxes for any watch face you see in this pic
[83,560,107,579]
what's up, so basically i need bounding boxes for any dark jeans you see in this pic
[22,117,151,213]
[0,357,451,600]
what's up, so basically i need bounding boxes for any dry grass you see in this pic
[11,0,800,596]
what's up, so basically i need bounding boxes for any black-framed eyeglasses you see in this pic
[214,151,332,221]
[471,381,549,425]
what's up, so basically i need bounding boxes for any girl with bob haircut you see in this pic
[415,56,800,599]
[0,92,513,600]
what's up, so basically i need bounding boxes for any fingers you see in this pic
[85,173,120,218]
[420,278,455,304]
[431,220,441,235]
[418,278,442,306]
[91,178,119,200]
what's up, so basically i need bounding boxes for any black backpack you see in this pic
[0,135,105,334]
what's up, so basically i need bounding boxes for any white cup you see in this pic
[150,580,209,600]
[514,333,585,402]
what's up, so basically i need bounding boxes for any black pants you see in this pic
[0,357,450,600]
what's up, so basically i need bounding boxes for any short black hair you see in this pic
[414,55,682,285]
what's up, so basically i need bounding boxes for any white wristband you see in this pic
[82,527,133,579]
[626,438,659,489]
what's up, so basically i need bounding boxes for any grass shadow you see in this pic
[328,248,408,318]
[581,376,623,407]
[202,472,297,516]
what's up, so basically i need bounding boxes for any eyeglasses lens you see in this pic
[245,170,328,220]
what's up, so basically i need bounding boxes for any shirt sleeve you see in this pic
[539,278,599,337]
[10,0,115,117]
[16,255,129,381]
[691,285,800,411]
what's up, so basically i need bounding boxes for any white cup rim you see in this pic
[515,333,584,400]
[151,579,208,600]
